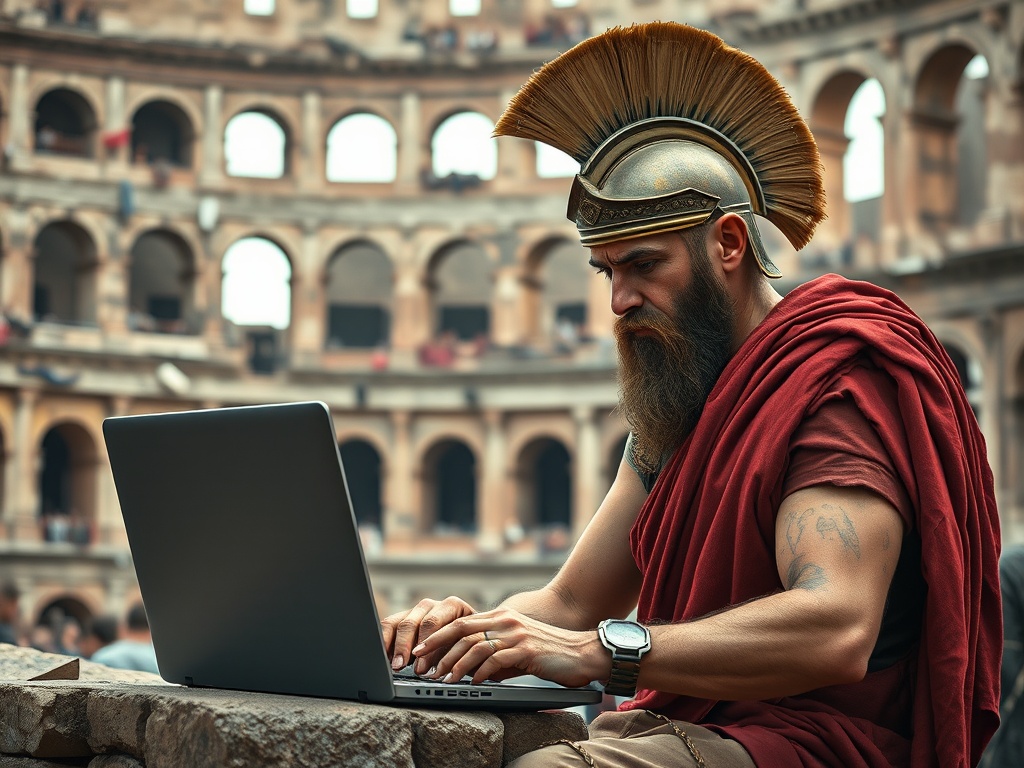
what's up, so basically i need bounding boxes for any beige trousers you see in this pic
[509,710,756,768]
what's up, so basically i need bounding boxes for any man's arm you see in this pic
[418,483,904,695]
[381,457,647,674]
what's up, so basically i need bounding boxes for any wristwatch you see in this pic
[597,618,651,697]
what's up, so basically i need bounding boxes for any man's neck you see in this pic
[731,280,783,352]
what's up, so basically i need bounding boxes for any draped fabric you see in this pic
[624,274,1001,767]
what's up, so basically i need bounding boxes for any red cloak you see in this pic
[624,274,1001,767]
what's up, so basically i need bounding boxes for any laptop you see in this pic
[102,400,602,710]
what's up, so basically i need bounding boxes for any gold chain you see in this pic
[537,739,597,766]
[645,711,707,768]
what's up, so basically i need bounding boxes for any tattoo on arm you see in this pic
[785,507,816,555]
[786,554,828,591]
[815,503,861,558]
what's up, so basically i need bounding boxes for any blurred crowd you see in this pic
[0,581,158,674]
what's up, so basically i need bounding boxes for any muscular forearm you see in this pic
[499,582,595,631]
[638,588,877,700]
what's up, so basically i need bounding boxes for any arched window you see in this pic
[34,88,97,158]
[131,100,194,167]
[339,440,383,529]
[541,240,590,347]
[129,230,197,334]
[429,242,491,342]
[38,422,98,544]
[844,79,885,203]
[424,440,477,533]
[33,221,98,325]
[956,55,989,226]
[347,0,377,19]
[222,238,291,329]
[326,114,397,183]
[244,0,275,15]
[224,111,287,178]
[325,241,393,348]
[431,112,497,180]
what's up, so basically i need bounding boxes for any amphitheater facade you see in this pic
[0,0,1021,638]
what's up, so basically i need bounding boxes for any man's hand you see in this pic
[409,606,609,688]
[381,596,476,672]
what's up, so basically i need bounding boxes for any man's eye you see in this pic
[635,261,656,273]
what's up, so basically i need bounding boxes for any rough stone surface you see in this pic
[0,646,589,767]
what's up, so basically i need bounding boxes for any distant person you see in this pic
[91,602,159,674]
[0,581,20,645]
[78,614,118,659]
[981,544,1024,767]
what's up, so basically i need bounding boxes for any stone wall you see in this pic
[0,645,588,767]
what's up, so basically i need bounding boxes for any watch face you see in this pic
[606,621,648,649]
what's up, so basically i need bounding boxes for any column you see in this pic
[384,410,417,541]
[477,409,506,553]
[96,396,132,546]
[397,91,421,188]
[490,266,521,346]
[572,405,601,540]
[199,84,224,186]
[290,224,324,366]
[391,263,430,356]
[7,63,31,171]
[298,90,322,193]
[8,389,40,542]
[103,75,128,169]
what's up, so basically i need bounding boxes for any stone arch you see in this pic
[36,419,101,543]
[224,106,293,179]
[909,41,986,235]
[420,437,479,534]
[32,86,100,158]
[937,335,983,415]
[807,68,883,260]
[522,236,591,348]
[339,438,384,530]
[424,239,493,344]
[129,98,196,168]
[324,239,394,349]
[221,234,295,371]
[325,111,398,183]
[32,219,100,325]
[128,228,200,334]
[513,435,572,534]
[428,109,497,182]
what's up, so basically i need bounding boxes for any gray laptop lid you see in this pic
[103,401,601,710]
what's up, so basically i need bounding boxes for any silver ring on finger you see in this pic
[482,631,498,651]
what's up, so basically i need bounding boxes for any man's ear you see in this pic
[713,213,750,275]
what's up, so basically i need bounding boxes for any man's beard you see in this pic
[614,241,736,474]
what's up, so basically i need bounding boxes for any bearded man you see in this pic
[382,22,1002,768]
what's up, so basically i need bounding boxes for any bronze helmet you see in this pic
[494,22,827,278]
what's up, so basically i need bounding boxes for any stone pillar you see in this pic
[200,226,225,348]
[572,405,600,540]
[8,388,40,542]
[397,90,421,188]
[478,409,506,553]
[103,75,128,170]
[7,63,32,171]
[391,262,430,354]
[200,85,224,187]
[384,410,417,541]
[289,224,324,366]
[0,239,34,318]
[490,266,521,347]
[298,90,323,194]
[96,235,128,336]
[96,396,132,547]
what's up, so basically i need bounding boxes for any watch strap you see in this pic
[604,657,642,697]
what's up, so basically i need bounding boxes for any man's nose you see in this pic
[610,276,642,317]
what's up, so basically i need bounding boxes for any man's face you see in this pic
[591,228,736,471]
